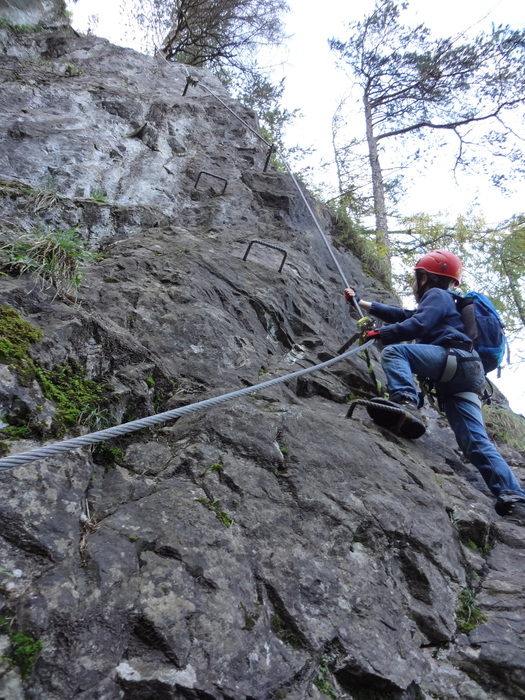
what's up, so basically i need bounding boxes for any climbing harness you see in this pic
[421,381,484,413]
[0,338,374,470]
[417,347,491,413]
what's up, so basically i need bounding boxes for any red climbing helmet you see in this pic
[414,249,462,286]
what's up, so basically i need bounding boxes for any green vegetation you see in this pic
[0,617,43,680]
[0,178,62,212]
[0,306,43,367]
[201,462,224,477]
[35,359,111,434]
[0,306,112,438]
[0,307,169,440]
[64,63,85,77]
[0,225,99,299]
[240,602,260,631]
[139,375,175,411]
[0,18,42,32]
[92,443,126,471]
[456,589,488,633]
[0,179,33,200]
[451,512,493,558]
[330,203,391,287]
[195,497,233,527]
[30,181,62,213]
[24,57,56,73]
[270,613,302,648]
[89,188,108,202]
[8,631,43,679]
[242,614,257,631]
[483,405,525,452]
[314,656,338,698]
[1,426,31,439]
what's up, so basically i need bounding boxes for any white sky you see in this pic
[69,0,525,413]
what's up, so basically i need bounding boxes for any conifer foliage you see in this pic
[329,0,525,250]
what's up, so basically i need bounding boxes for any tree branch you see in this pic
[376,99,524,141]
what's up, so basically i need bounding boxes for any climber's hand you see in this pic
[344,286,360,303]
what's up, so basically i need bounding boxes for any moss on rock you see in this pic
[0,306,43,367]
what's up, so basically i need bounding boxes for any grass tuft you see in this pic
[483,405,525,452]
[0,225,99,299]
[456,588,488,633]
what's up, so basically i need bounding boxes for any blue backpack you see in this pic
[450,291,507,375]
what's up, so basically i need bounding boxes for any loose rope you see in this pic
[0,337,372,470]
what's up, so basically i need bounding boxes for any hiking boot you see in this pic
[503,502,525,526]
[389,394,422,418]
[366,396,426,439]
[496,495,525,525]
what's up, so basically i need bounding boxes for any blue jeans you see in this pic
[381,344,525,500]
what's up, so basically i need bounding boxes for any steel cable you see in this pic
[0,338,372,469]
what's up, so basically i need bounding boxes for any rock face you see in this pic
[0,20,525,700]
[0,0,66,29]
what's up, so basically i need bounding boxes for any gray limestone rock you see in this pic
[0,24,524,700]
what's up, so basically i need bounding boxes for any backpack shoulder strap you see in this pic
[447,290,478,342]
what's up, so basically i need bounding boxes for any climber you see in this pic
[344,249,525,525]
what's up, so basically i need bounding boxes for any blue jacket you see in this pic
[370,288,472,348]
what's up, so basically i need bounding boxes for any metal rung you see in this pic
[263,144,274,172]
[194,171,228,195]
[182,76,198,96]
[243,239,288,273]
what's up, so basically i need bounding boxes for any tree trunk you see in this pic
[332,116,345,198]
[364,91,389,254]
[501,255,525,329]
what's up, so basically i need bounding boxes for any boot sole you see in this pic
[347,398,426,440]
